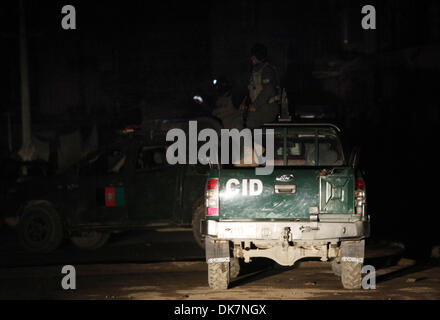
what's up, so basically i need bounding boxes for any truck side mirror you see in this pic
[349,146,361,169]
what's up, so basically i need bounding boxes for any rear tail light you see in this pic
[354,178,366,216]
[355,179,365,191]
[206,178,219,216]
[207,179,218,190]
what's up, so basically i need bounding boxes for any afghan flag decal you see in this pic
[102,187,125,207]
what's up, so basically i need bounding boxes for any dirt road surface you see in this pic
[1,259,440,300]
[0,229,439,300]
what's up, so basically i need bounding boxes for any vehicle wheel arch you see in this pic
[21,199,66,223]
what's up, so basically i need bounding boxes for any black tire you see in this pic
[71,231,110,250]
[208,262,230,290]
[341,261,362,289]
[331,259,342,277]
[192,196,205,249]
[229,257,240,278]
[19,203,63,253]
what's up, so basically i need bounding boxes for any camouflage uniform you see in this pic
[246,62,280,128]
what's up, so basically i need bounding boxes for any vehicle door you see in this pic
[96,146,130,223]
[127,145,179,222]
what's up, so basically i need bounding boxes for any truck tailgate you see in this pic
[218,168,354,221]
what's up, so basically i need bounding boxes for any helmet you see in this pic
[250,43,268,62]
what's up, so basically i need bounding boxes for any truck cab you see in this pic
[200,122,370,290]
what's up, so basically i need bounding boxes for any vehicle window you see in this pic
[107,150,127,173]
[271,128,344,166]
[233,127,344,167]
[80,149,126,176]
[136,146,167,171]
[226,127,345,168]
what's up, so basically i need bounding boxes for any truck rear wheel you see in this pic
[341,261,362,289]
[208,262,230,290]
[230,257,240,279]
[331,259,341,277]
[191,196,205,249]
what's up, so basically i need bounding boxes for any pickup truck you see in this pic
[198,122,370,289]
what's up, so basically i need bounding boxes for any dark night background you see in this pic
[0,0,439,258]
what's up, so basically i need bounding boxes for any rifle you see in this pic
[239,94,251,125]
[278,88,292,122]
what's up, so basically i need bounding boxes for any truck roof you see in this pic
[263,122,341,133]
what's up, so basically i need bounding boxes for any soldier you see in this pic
[242,43,280,128]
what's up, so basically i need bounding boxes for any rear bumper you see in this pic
[201,219,370,241]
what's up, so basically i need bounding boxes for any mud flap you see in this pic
[341,240,365,264]
[205,238,230,264]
